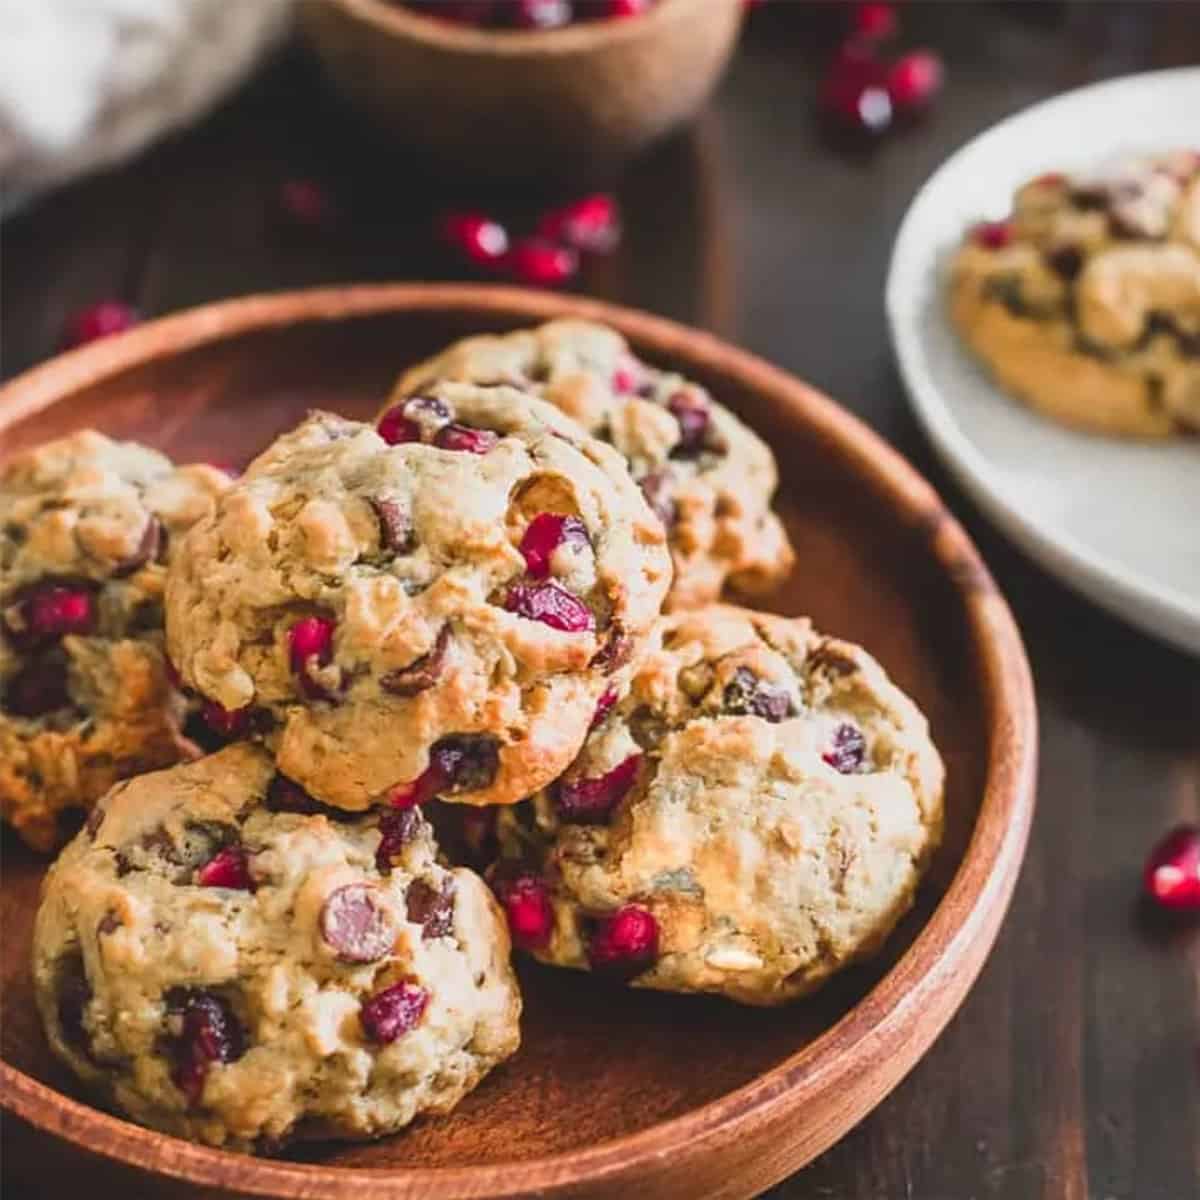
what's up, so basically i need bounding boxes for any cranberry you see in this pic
[321,884,396,962]
[200,701,256,741]
[850,2,896,40]
[611,356,646,395]
[165,988,244,1104]
[555,753,641,823]
[973,221,1013,250]
[536,194,621,254]
[501,238,579,288]
[591,685,618,728]
[886,50,944,112]
[820,46,892,134]
[377,406,421,446]
[504,0,573,28]
[519,512,590,579]
[64,301,139,348]
[360,981,430,1044]
[288,614,336,698]
[376,806,421,872]
[1143,825,1200,912]
[667,391,710,457]
[587,905,658,973]
[406,877,456,939]
[722,667,793,723]
[439,211,510,267]
[433,423,500,454]
[494,873,554,949]
[823,722,867,774]
[196,845,254,891]
[505,580,595,632]
[4,661,70,716]
[10,584,96,644]
[387,775,429,809]
[279,179,335,230]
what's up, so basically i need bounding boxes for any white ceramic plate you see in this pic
[887,68,1200,657]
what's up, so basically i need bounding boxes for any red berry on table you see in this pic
[851,2,897,41]
[886,49,944,112]
[279,179,335,229]
[1143,825,1200,912]
[820,46,893,135]
[64,301,139,347]
[588,904,659,972]
[973,221,1014,250]
[438,211,509,267]
[536,193,622,254]
[500,238,579,287]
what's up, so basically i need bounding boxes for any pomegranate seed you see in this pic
[501,238,579,287]
[279,179,335,229]
[64,301,139,348]
[823,722,867,774]
[433,423,500,454]
[1143,825,1200,912]
[14,585,96,642]
[555,753,641,823]
[494,873,555,949]
[851,2,896,40]
[591,685,618,728]
[972,221,1013,250]
[886,50,944,112]
[288,614,336,698]
[165,988,244,1104]
[536,194,621,254]
[4,661,70,716]
[820,46,892,134]
[439,211,510,267]
[505,580,595,632]
[200,701,255,741]
[611,356,645,395]
[196,845,254,891]
[360,981,430,1044]
[588,905,658,972]
[504,0,573,28]
[519,512,590,578]
[376,806,420,872]
[377,406,420,446]
[388,774,428,809]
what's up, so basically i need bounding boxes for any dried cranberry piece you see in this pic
[288,614,337,699]
[371,497,415,554]
[433,423,500,454]
[667,391,711,458]
[886,49,944,113]
[823,722,867,773]
[536,193,622,254]
[321,884,396,962]
[500,238,579,288]
[64,301,139,348]
[722,667,793,723]
[378,406,421,446]
[638,470,677,529]
[196,845,254,891]
[4,660,71,716]
[591,686,618,728]
[360,981,430,1044]
[9,584,97,644]
[493,873,554,950]
[406,877,456,940]
[972,221,1013,250]
[1143,825,1200,912]
[376,806,421,873]
[555,753,641,824]
[113,516,163,577]
[519,513,590,579]
[587,905,659,974]
[505,580,595,632]
[380,626,450,696]
[439,211,510,266]
[165,988,244,1105]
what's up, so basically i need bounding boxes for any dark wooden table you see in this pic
[3,4,1198,1198]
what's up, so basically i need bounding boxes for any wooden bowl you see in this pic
[0,285,1037,1200]
[299,0,745,184]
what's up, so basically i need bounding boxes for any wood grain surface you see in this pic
[2,3,1197,1198]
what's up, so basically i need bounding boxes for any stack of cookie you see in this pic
[3,319,944,1155]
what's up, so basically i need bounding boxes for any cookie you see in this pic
[165,398,671,813]
[32,743,521,1152]
[386,320,795,610]
[950,150,1200,437]
[1,431,229,850]
[490,605,944,1007]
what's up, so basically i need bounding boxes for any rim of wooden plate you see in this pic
[0,284,1038,1200]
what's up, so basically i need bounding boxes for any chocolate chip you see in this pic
[638,470,677,529]
[405,877,456,940]
[113,517,163,578]
[589,623,632,674]
[1045,245,1083,280]
[427,734,500,794]
[371,497,415,555]
[380,626,449,696]
[320,884,396,963]
[722,667,794,723]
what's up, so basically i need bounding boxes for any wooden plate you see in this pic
[0,285,1037,1200]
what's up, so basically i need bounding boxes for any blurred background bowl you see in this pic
[300,0,745,187]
